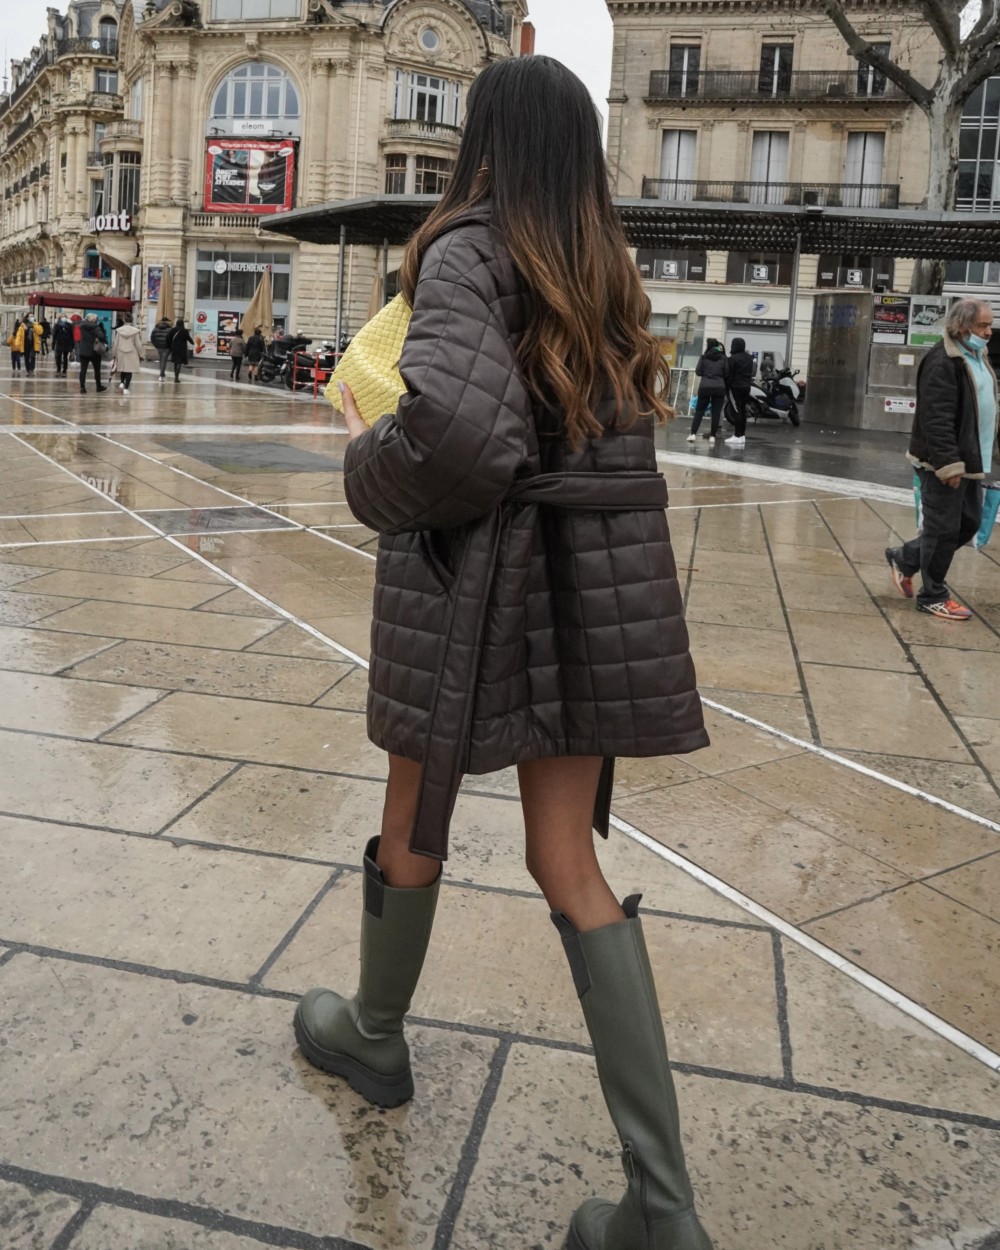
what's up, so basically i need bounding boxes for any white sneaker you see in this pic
[118,382,124,390]
[725,435,745,446]
[686,433,696,442]
[122,388,130,396]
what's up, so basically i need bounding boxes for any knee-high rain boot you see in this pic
[294,836,441,1108]
[552,895,713,1250]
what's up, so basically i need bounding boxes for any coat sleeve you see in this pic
[695,357,704,377]
[343,233,531,534]
[918,354,965,479]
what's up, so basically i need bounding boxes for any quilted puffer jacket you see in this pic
[344,205,709,858]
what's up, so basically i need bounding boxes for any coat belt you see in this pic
[409,470,669,859]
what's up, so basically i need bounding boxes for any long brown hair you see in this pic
[400,56,671,445]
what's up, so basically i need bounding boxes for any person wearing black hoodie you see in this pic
[725,337,755,447]
[688,338,728,440]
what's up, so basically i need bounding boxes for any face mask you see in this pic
[968,332,989,350]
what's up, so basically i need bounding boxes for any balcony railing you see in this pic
[188,211,261,229]
[102,119,142,141]
[87,150,105,167]
[57,37,119,59]
[641,177,901,210]
[647,70,906,102]
[384,118,462,144]
[6,112,35,145]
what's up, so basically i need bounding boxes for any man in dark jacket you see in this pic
[77,314,108,393]
[245,326,265,382]
[886,299,997,620]
[52,317,75,375]
[725,337,755,447]
[688,338,728,441]
[151,317,173,380]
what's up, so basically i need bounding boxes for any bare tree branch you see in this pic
[968,0,1000,55]
[814,0,934,107]
[955,41,1000,103]
[918,0,963,58]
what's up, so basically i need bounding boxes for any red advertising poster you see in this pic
[204,140,295,214]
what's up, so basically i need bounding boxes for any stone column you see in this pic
[790,121,807,185]
[172,62,195,206]
[72,122,88,217]
[308,59,332,203]
[154,65,175,204]
[696,120,714,188]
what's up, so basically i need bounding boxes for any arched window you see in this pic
[210,62,300,134]
[98,16,117,50]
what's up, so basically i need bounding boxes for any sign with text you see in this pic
[908,296,949,347]
[204,140,295,214]
[872,294,911,345]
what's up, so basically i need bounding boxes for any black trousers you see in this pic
[79,356,103,389]
[894,470,983,605]
[120,372,133,390]
[691,392,724,435]
[230,357,243,380]
[54,347,70,374]
[173,359,183,381]
[730,387,751,437]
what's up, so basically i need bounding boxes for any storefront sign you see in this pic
[749,264,773,285]
[872,294,911,345]
[748,300,770,315]
[87,210,132,233]
[204,140,295,215]
[213,259,271,274]
[908,296,949,347]
[730,317,786,329]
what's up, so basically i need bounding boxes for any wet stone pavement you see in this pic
[1,361,999,1250]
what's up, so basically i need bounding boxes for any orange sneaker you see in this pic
[884,548,914,598]
[918,598,972,621]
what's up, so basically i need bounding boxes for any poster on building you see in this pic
[908,296,949,346]
[147,265,162,303]
[217,310,242,356]
[872,294,911,345]
[204,140,295,214]
[193,308,218,358]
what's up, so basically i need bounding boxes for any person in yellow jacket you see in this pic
[6,320,25,373]
[33,319,43,353]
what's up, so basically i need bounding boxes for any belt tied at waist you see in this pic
[408,469,669,860]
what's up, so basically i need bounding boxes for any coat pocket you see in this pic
[418,530,456,593]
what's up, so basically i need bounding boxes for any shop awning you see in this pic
[28,292,137,311]
[262,194,1000,262]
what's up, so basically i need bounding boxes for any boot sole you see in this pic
[564,1226,588,1250]
[293,1006,414,1108]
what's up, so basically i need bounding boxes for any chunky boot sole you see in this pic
[293,1003,414,1108]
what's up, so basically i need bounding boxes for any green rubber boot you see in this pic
[552,896,713,1250]
[293,836,441,1108]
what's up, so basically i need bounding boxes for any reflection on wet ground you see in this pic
[1,363,999,1250]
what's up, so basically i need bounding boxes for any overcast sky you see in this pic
[2,0,615,119]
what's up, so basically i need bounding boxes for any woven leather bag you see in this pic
[325,294,412,427]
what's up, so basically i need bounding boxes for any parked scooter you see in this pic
[258,334,313,385]
[725,365,802,427]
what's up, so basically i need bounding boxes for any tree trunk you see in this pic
[911,88,965,294]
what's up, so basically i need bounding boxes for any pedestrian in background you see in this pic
[22,317,38,376]
[52,317,74,376]
[40,316,51,356]
[151,317,173,381]
[112,313,143,397]
[7,319,25,373]
[77,313,108,393]
[725,336,755,448]
[687,338,728,441]
[296,55,714,1250]
[886,298,998,620]
[167,318,193,384]
[245,325,265,382]
[228,328,246,381]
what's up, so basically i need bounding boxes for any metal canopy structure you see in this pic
[263,193,1000,262]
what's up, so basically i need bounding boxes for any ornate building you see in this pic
[605,0,940,370]
[1,0,526,353]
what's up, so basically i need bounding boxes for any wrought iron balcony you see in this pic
[383,118,462,144]
[647,69,906,103]
[6,112,36,145]
[87,150,105,167]
[640,177,901,210]
[57,37,119,59]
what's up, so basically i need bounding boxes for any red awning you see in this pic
[28,292,136,311]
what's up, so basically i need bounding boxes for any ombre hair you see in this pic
[400,56,672,445]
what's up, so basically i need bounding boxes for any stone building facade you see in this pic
[1,0,525,354]
[605,0,940,372]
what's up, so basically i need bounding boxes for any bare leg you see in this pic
[376,754,441,888]
[519,756,623,932]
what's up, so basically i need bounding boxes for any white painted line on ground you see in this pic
[656,449,913,506]
[610,813,1000,1074]
[700,696,1000,835]
[0,534,147,549]
[0,424,347,435]
[669,497,861,512]
[0,509,121,520]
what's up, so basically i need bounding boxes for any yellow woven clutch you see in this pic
[325,293,412,427]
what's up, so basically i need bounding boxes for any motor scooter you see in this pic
[725,366,801,427]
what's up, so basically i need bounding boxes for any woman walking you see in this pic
[725,336,755,447]
[111,313,143,397]
[167,318,193,383]
[228,328,246,381]
[295,56,713,1250]
[687,339,728,441]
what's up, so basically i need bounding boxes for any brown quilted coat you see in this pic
[343,205,708,858]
